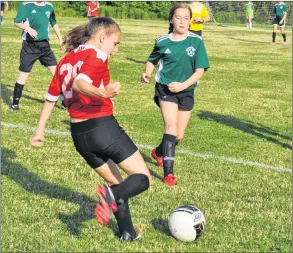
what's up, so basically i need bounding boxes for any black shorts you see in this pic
[71,116,138,169]
[273,16,285,27]
[154,82,195,111]
[19,40,57,72]
[1,2,5,10]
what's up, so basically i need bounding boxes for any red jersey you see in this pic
[46,45,113,119]
[87,1,99,17]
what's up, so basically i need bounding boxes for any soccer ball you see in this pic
[168,205,206,242]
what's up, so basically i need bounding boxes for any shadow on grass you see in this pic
[197,110,292,150]
[126,57,146,65]
[151,218,171,237]
[140,151,163,181]
[1,148,118,237]
[1,83,63,110]
[228,37,270,44]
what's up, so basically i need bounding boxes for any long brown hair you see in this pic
[169,3,192,22]
[62,17,121,52]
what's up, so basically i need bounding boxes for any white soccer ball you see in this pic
[168,205,206,242]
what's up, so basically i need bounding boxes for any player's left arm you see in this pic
[280,11,287,25]
[168,39,209,93]
[49,9,63,50]
[168,68,205,93]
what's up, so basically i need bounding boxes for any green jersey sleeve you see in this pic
[195,39,210,71]
[49,9,57,27]
[147,40,162,65]
[14,3,28,23]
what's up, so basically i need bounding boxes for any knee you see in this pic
[137,173,151,191]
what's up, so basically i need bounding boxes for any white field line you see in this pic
[1,122,291,173]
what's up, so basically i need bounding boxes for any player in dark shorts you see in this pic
[31,17,151,241]
[10,1,63,111]
[272,1,288,45]
[142,3,210,186]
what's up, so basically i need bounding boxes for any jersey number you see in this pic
[59,61,84,99]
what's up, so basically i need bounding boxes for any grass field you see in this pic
[1,12,292,252]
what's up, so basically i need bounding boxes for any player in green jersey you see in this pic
[272,1,287,45]
[142,3,210,187]
[244,1,254,29]
[10,1,63,111]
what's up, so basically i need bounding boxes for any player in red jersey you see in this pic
[30,17,151,241]
[87,1,99,20]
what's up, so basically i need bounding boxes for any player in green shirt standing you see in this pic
[244,1,254,29]
[272,1,288,45]
[141,3,210,186]
[10,1,63,111]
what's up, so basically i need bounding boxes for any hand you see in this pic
[30,134,44,147]
[59,40,65,52]
[168,82,187,93]
[194,17,202,23]
[141,73,150,84]
[105,82,121,98]
[27,28,38,38]
[279,19,284,25]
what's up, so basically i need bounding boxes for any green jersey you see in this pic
[14,2,57,41]
[274,2,287,17]
[147,32,210,91]
[245,2,254,17]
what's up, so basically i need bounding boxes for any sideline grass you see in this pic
[1,14,292,252]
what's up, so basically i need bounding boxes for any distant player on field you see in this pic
[272,1,287,45]
[87,1,100,20]
[244,1,254,29]
[142,3,210,187]
[0,1,8,24]
[10,1,63,111]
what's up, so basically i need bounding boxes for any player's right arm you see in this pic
[142,39,161,83]
[141,61,155,83]
[30,100,56,147]
[14,4,38,38]
[30,67,62,147]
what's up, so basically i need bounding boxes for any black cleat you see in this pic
[10,104,19,111]
[120,231,141,242]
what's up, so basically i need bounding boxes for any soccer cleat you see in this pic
[151,148,163,168]
[271,42,276,46]
[10,104,19,111]
[163,174,177,187]
[120,231,141,241]
[283,41,287,45]
[95,184,118,226]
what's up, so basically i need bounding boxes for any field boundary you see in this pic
[2,122,291,173]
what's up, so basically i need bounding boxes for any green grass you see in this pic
[1,13,292,252]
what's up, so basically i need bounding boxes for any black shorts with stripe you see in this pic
[71,116,138,169]
[154,82,195,111]
[19,40,57,72]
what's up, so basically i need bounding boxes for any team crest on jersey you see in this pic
[46,11,50,18]
[186,46,196,57]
